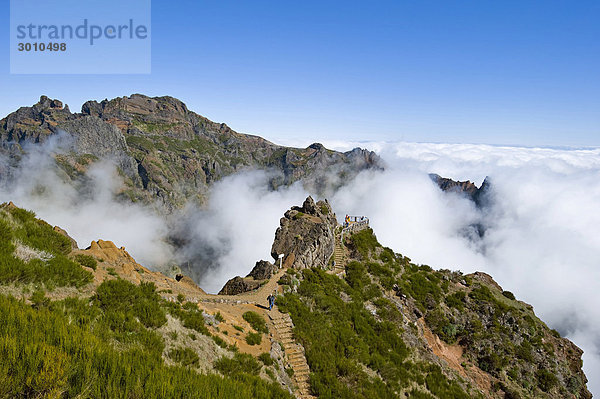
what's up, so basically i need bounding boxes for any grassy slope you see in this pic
[277,229,585,399]
[0,204,292,399]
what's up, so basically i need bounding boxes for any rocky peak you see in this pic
[81,94,190,120]
[429,173,491,207]
[1,96,73,143]
[270,196,337,270]
[219,197,337,295]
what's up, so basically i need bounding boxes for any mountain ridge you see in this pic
[0,94,382,211]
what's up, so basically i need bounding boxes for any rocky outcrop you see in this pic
[218,276,264,296]
[1,94,383,211]
[271,196,337,270]
[429,173,491,208]
[247,260,278,281]
[219,197,337,295]
[218,260,278,296]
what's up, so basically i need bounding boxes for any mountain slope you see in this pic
[0,95,382,210]
[0,198,591,398]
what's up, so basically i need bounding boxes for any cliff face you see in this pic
[0,95,383,211]
[270,196,337,271]
[429,173,491,208]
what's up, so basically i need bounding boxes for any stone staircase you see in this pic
[332,230,347,275]
[270,312,315,399]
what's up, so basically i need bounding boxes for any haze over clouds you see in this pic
[1,136,598,394]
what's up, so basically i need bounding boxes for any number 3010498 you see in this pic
[18,43,67,51]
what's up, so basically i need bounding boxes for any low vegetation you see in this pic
[243,311,268,334]
[0,207,92,289]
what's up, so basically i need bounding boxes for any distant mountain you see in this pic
[0,94,382,211]
[429,173,491,208]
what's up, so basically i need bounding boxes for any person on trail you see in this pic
[267,293,275,311]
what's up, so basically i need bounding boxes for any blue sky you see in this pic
[1,0,598,147]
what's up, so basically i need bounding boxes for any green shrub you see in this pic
[293,212,305,220]
[9,208,72,255]
[214,353,262,376]
[30,288,50,309]
[349,229,380,258]
[169,347,200,367]
[215,311,225,322]
[502,291,516,300]
[212,335,228,348]
[276,267,427,398]
[181,309,209,335]
[0,294,291,398]
[73,254,97,270]
[445,291,466,310]
[258,353,274,366]
[95,279,166,329]
[536,368,558,392]
[243,311,268,334]
[245,332,262,346]
[107,267,118,277]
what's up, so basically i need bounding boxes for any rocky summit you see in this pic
[0,94,382,211]
[429,173,491,208]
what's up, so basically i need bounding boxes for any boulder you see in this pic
[247,260,277,280]
[218,276,263,296]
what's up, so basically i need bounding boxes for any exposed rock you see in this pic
[247,260,278,281]
[270,196,337,270]
[1,94,383,211]
[218,276,264,295]
[429,173,491,208]
[53,226,78,250]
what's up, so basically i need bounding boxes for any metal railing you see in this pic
[341,216,369,242]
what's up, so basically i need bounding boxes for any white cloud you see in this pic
[0,134,174,267]
[174,170,308,293]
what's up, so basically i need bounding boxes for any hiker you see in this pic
[267,293,276,311]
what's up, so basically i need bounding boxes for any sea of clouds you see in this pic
[1,137,598,394]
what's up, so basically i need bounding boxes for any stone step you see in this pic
[273,322,294,329]
[290,359,308,366]
[294,367,310,375]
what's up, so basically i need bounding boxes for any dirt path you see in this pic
[418,318,493,397]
